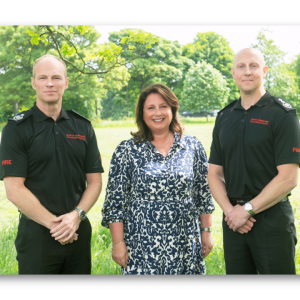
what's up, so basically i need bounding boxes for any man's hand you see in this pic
[236,217,256,234]
[201,232,214,259]
[50,210,81,243]
[112,242,128,269]
[59,233,79,245]
[225,204,256,232]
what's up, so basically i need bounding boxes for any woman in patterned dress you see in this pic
[101,83,215,275]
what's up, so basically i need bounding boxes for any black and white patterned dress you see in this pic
[101,133,214,275]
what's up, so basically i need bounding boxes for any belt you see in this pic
[230,196,289,206]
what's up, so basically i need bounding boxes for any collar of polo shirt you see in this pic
[31,102,70,122]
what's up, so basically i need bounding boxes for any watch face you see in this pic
[245,203,251,211]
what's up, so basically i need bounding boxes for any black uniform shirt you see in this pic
[209,91,300,201]
[0,103,104,216]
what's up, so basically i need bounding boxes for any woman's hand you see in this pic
[201,232,214,259]
[112,241,128,269]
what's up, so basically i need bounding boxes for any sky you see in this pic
[95,25,300,64]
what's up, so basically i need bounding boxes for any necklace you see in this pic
[153,132,172,149]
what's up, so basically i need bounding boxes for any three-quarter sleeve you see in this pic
[192,137,215,214]
[101,140,132,228]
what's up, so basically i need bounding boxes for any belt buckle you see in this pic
[236,200,244,205]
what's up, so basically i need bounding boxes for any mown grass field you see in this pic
[1,116,300,275]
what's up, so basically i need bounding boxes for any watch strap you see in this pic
[201,227,212,232]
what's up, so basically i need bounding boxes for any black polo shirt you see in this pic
[0,103,104,216]
[209,91,300,201]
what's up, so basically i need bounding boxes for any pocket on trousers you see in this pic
[279,201,297,240]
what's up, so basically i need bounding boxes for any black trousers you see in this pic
[223,201,297,274]
[15,217,92,274]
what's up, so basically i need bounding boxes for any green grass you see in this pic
[0,117,300,275]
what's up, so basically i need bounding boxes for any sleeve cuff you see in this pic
[101,218,125,229]
[275,157,300,167]
[0,172,27,181]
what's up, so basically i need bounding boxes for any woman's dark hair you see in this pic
[131,83,184,143]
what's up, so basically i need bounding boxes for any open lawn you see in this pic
[0,117,300,274]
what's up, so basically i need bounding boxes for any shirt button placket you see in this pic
[54,122,61,145]
[237,112,246,136]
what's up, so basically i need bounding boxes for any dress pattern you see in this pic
[101,133,214,275]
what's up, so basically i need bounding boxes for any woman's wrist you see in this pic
[112,240,124,247]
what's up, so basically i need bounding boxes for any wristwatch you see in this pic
[244,202,255,217]
[75,207,87,221]
[201,227,212,232]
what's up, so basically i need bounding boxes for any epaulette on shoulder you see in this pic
[218,100,238,115]
[68,109,91,122]
[8,110,32,125]
[272,97,296,112]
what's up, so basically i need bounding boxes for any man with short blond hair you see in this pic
[0,55,104,274]
[208,48,300,274]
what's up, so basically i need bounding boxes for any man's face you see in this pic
[231,49,268,94]
[31,57,69,105]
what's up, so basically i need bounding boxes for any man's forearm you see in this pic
[49,173,102,242]
[207,171,233,215]
[4,177,56,229]
[75,173,102,214]
[251,164,298,214]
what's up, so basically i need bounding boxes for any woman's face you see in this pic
[143,93,173,135]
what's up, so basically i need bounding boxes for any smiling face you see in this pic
[231,48,268,95]
[143,93,173,135]
[31,57,69,106]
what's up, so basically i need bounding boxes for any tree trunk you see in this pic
[13,101,19,115]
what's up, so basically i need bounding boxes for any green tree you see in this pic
[251,30,286,90]
[0,26,106,120]
[251,30,300,113]
[182,32,239,102]
[270,62,300,113]
[103,29,194,117]
[292,53,300,88]
[26,26,158,79]
[0,25,146,120]
[0,26,40,120]
[181,62,229,122]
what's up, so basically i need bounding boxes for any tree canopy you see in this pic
[181,62,229,121]
[251,30,286,90]
[2,26,300,122]
[182,32,239,102]
[0,25,157,121]
[105,29,194,115]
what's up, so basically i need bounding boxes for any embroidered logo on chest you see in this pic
[250,118,269,125]
[66,134,86,140]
